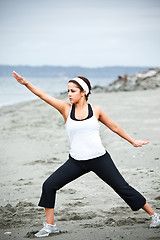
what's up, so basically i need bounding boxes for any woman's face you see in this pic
[68,82,84,104]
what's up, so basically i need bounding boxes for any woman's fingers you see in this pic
[142,140,149,145]
[13,71,18,77]
[13,71,27,85]
[133,140,149,147]
[13,71,22,80]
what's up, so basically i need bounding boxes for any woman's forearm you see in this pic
[112,124,149,147]
[114,125,135,145]
[13,71,69,115]
[25,81,48,100]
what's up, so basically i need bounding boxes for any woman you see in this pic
[13,71,160,237]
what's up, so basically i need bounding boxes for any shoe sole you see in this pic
[150,224,160,228]
[35,233,49,238]
[35,231,59,238]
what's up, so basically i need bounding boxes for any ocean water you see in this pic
[0,76,113,107]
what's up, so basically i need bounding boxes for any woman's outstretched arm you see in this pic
[95,106,149,147]
[13,71,70,121]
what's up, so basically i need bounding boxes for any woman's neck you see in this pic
[75,99,88,109]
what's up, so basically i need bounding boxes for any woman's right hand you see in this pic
[13,71,28,85]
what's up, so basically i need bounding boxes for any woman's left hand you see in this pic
[132,140,149,147]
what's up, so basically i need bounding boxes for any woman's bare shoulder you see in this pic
[92,104,102,112]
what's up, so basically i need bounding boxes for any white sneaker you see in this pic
[35,222,59,238]
[150,213,160,228]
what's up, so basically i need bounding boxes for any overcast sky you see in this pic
[0,0,160,67]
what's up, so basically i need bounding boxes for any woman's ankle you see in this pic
[45,208,55,225]
[142,202,156,216]
[46,221,55,226]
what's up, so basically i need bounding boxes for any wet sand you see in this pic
[0,89,160,239]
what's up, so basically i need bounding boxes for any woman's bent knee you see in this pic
[42,179,54,192]
[42,177,60,193]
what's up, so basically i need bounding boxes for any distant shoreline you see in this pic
[0,65,150,78]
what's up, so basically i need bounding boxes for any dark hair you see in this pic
[69,76,92,101]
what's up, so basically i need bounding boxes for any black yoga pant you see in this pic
[38,152,146,211]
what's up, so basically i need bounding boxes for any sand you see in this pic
[0,88,160,240]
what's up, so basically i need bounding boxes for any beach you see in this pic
[0,88,160,240]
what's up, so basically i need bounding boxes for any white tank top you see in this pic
[65,104,106,160]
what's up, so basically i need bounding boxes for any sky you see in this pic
[0,0,160,67]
